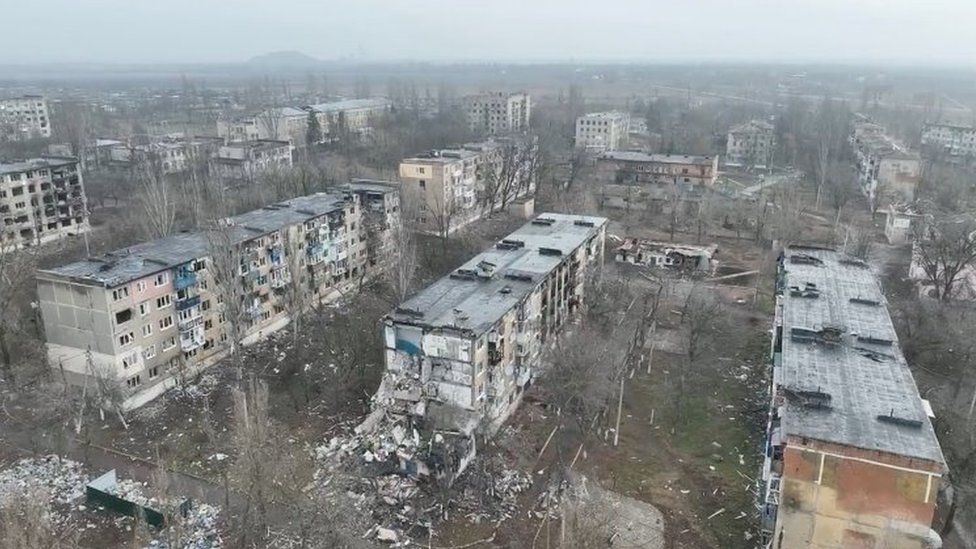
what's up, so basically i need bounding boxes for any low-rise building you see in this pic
[366,213,607,482]
[399,138,535,235]
[463,92,531,136]
[37,185,400,409]
[217,107,309,145]
[883,205,921,245]
[614,238,716,273]
[726,120,775,169]
[763,247,947,548]
[597,151,719,187]
[0,157,89,249]
[0,95,51,140]
[851,120,921,210]
[215,139,293,183]
[921,122,976,158]
[575,111,630,152]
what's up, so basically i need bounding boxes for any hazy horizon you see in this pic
[4,0,976,67]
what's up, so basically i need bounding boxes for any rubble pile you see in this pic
[108,478,178,510]
[146,503,222,549]
[0,455,88,505]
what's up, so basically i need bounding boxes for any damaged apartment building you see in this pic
[762,247,947,548]
[398,137,536,235]
[360,213,607,483]
[36,181,399,409]
[1,157,89,249]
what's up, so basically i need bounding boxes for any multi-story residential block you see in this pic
[0,157,89,249]
[463,92,531,136]
[851,120,921,210]
[304,98,391,141]
[37,185,400,409]
[575,111,630,152]
[921,122,976,158]
[597,151,719,187]
[0,95,51,141]
[726,120,775,169]
[94,135,224,175]
[370,213,607,481]
[762,247,946,548]
[399,138,536,235]
[215,139,293,183]
[216,107,309,145]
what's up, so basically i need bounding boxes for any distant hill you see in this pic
[246,51,322,68]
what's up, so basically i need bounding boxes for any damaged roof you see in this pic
[390,213,607,335]
[598,151,714,165]
[778,246,945,466]
[38,191,351,288]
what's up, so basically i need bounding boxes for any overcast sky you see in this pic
[4,0,975,65]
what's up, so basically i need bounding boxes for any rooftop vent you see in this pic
[877,410,923,429]
[500,238,525,248]
[850,297,880,306]
[476,260,496,278]
[532,217,556,226]
[450,268,480,281]
[789,282,820,298]
[504,272,534,282]
[296,209,317,216]
[790,254,824,266]
[539,247,563,257]
[840,258,869,269]
[782,386,832,410]
[395,307,424,318]
[855,347,895,362]
[574,220,595,227]
[857,335,893,346]
[499,286,512,294]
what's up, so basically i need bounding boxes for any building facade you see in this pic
[921,122,976,158]
[597,151,719,187]
[0,95,51,141]
[399,138,535,235]
[37,185,400,410]
[215,139,293,183]
[575,111,630,152]
[464,92,531,135]
[304,98,391,141]
[851,120,922,210]
[762,247,946,548]
[1,157,89,249]
[369,213,607,480]
[726,120,775,169]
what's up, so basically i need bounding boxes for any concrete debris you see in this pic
[146,503,222,549]
[0,455,88,505]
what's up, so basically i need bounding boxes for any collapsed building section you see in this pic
[762,247,947,548]
[362,213,607,483]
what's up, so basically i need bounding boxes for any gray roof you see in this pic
[778,247,945,466]
[305,98,390,114]
[346,179,399,194]
[390,213,607,336]
[599,151,714,165]
[0,156,77,175]
[38,191,351,288]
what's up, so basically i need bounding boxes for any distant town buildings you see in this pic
[217,98,391,146]
[0,95,51,141]
[215,139,293,183]
[463,92,531,135]
[37,183,400,410]
[0,157,89,249]
[764,247,947,549]
[368,213,607,482]
[93,135,224,175]
[725,120,775,169]
[575,111,630,152]
[851,120,922,210]
[398,137,536,235]
[882,205,921,245]
[921,122,976,158]
[597,151,719,187]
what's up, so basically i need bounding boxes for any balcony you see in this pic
[180,325,206,352]
[175,295,201,311]
[173,271,197,291]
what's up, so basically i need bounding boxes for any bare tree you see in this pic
[383,205,418,303]
[206,223,247,357]
[256,107,285,141]
[912,215,976,301]
[0,242,36,375]
[281,227,307,343]
[0,489,78,549]
[136,150,178,239]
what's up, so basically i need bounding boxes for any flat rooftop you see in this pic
[306,98,390,113]
[0,156,77,175]
[579,111,628,121]
[38,191,351,288]
[778,247,944,465]
[346,179,399,194]
[599,151,714,165]
[390,213,607,335]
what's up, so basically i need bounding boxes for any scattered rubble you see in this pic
[0,455,88,505]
